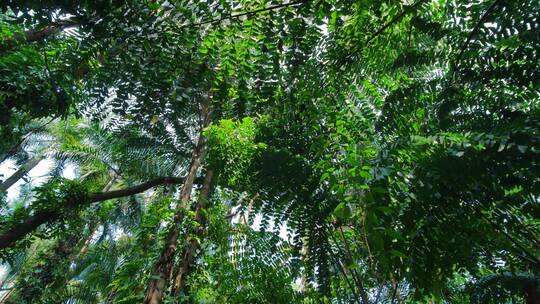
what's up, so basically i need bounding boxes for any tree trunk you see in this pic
[391,278,404,304]
[69,174,119,264]
[144,96,212,304]
[143,136,206,304]
[525,283,540,304]
[298,242,309,293]
[172,169,215,295]
[0,157,42,192]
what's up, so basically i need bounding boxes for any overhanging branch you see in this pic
[0,176,187,250]
[1,20,78,53]
[186,0,309,28]
[365,0,429,46]
[339,0,429,66]
[88,176,185,202]
[452,0,501,74]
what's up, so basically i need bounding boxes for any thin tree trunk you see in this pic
[242,194,256,225]
[70,173,119,264]
[172,169,215,295]
[525,281,540,304]
[0,117,58,165]
[298,242,309,293]
[143,138,205,304]
[144,96,212,304]
[0,157,42,192]
[338,226,369,304]
[328,233,362,304]
[391,278,404,304]
[72,223,97,262]
[0,288,14,303]
[101,173,119,192]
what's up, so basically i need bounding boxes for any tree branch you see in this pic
[339,0,429,65]
[0,157,43,192]
[365,0,429,46]
[88,176,185,202]
[0,117,57,164]
[470,204,540,267]
[184,0,309,28]
[452,0,501,72]
[0,176,187,250]
[1,20,78,53]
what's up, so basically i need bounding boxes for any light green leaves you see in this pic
[332,201,352,221]
[205,117,266,188]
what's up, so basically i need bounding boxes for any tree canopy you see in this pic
[0,0,539,303]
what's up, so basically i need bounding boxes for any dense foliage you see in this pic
[0,0,538,303]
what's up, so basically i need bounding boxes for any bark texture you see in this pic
[143,132,206,304]
[144,96,212,304]
[172,169,215,295]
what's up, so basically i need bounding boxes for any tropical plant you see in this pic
[0,0,538,303]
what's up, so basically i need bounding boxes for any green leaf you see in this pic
[333,202,352,221]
